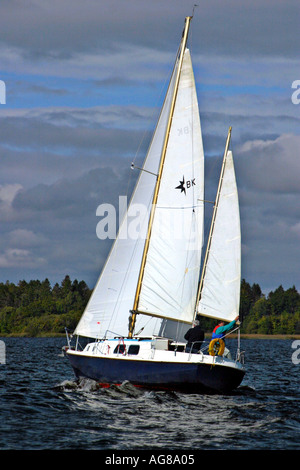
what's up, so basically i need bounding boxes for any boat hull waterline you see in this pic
[67,349,245,393]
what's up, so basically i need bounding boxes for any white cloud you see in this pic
[8,229,44,248]
[0,248,46,269]
[237,134,300,193]
[0,184,23,222]
[0,184,23,205]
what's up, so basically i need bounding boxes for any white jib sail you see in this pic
[198,150,241,322]
[137,49,205,324]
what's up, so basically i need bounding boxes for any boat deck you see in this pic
[67,337,244,371]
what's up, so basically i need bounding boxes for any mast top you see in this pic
[190,4,198,19]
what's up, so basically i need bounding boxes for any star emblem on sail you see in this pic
[175,176,186,194]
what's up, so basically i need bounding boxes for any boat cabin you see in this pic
[82,337,186,358]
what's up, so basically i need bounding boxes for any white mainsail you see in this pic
[197,150,241,322]
[137,49,204,323]
[74,56,179,339]
[74,46,204,339]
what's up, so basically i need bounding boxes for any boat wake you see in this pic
[54,378,183,402]
[54,377,100,392]
[55,378,147,396]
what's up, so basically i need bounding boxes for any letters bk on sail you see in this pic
[137,49,204,324]
[74,56,179,339]
[198,151,241,322]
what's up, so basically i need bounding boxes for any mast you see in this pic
[129,16,193,337]
[195,126,232,318]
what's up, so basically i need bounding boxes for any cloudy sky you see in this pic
[0,0,299,294]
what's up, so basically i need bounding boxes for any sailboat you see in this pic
[65,16,245,393]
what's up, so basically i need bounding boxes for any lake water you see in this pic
[0,337,299,453]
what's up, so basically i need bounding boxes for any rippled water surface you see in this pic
[0,337,299,450]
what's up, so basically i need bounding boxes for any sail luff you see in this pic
[195,127,232,317]
[129,16,193,337]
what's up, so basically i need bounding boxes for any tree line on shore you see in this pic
[0,276,299,337]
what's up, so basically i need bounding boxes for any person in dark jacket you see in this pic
[184,320,204,353]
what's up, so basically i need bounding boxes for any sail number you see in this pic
[175,175,196,195]
[177,126,190,136]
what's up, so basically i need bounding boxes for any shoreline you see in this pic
[1,333,300,339]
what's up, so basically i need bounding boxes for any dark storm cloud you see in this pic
[0,114,144,153]
[12,166,131,217]
[0,0,298,59]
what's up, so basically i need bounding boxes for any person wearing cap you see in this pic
[184,320,204,354]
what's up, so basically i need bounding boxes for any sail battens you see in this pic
[225,276,240,284]
[226,236,240,243]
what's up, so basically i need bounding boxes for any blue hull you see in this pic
[67,352,245,393]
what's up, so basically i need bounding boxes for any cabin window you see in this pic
[128,345,140,355]
[113,344,126,354]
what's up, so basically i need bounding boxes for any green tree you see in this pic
[0,277,298,336]
[268,285,285,315]
[257,316,273,334]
